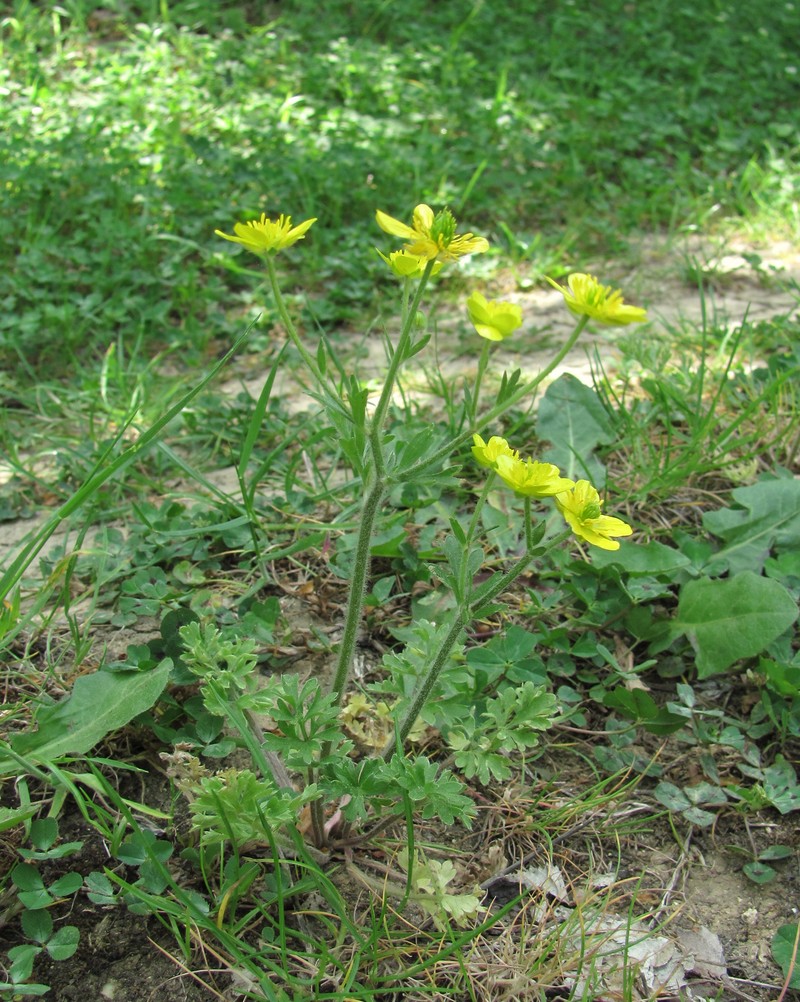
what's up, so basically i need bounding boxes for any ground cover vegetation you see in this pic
[1,0,799,999]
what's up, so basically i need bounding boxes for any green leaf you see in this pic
[11,863,46,894]
[0,804,37,833]
[7,944,41,984]
[682,805,718,826]
[7,660,171,765]
[654,781,689,811]
[743,861,776,884]
[387,756,476,826]
[758,844,793,861]
[536,373,613,481]
[703,479,800,574]
[49,872,83,897]
[772,924,800,988]
[21,909,53,944]
[762,756,800,814]
[46,925,80,961]
[84,871,117,905]
[29,818,58,852]
[116,830,174,866]
[674,572,798,677]
[603,687,686,735]
[590,541,691,576]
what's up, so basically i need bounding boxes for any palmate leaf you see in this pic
[386,755,475,826]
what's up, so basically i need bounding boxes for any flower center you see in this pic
[581,502,602,520]
[430,208,456,247]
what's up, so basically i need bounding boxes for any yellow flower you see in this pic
[471,434,519,470]
[555,480,633,550]
[215,213,317,256]
[375,204,489,262]
[376,248,444,278]
[546,273,647,326]
[466,291,523,342]
[495,454,575,498]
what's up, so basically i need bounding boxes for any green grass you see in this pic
[1,0,798,384]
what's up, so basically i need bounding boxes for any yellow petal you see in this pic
[375,209,416,239]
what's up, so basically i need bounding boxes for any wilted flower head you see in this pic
[555,480,633,550]
[466,291,523,342]
[376,204,489,262]
[546,273,647,326]
[471,434,519,470]
[215,213,317,256]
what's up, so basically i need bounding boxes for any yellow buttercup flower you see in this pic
[466,291,523,342]
[471,434,519,470]
[376,248,444,278]
[555,480,633,550]
[375,204,489,262]
[546,273,647,326]
[495,454,575,498]
[215,213,317,256]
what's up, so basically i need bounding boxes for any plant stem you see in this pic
[266,258,327,391]
[328,264,435,706]
[370,261,434,435]
[400,315,590,481]
[470,339,491,420]
[329,477,385,706]
[382,520,572,758]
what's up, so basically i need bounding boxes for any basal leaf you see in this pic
[772,924,800,989]
[7,661,171,765]
[703,479,800,573]
[675,573,798,678]
[536,373,613,481]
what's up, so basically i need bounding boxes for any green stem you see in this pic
[383,609,468,757]
[466,472,495,545]
[328,262,436,706]
[308,769,327,848]
[383,520,572,758]
[370,261,435,435]
[266,257,328,390]
[328,476,385,705]
[470,339,491,420]
[222,697,293,789]
[399,315,590,482]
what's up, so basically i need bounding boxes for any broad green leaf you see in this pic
[674,572,798,677]
[772,924,800,988]
[536,373,613,481]
[45,925,80,961]
[590,541,691,576]
[603,687,686,735]
[0,805,37,832]
[743,861,776,884]
[21,908,53,944]
[654,782,689,811]
[7,661,171,765]
[703,479,800,574]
